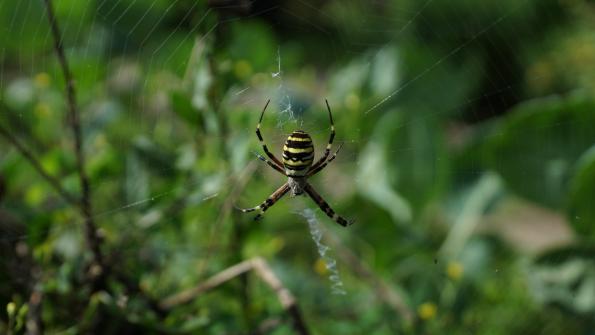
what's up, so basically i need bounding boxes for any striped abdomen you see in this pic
[282,130,314,177]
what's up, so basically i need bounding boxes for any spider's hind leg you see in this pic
[304,183,354,227]
[236,183,290,220]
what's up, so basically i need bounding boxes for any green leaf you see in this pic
[567,145,595,239]
[381,109,449,212]
[228,21,276,71]
[484,94,595,208]
[171,91,202,127]
[357,108,449,223]
[125,151,149,206]
[132,137,176,177]
[357,140,412,224]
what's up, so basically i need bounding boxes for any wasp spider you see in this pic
[237,99,354,227]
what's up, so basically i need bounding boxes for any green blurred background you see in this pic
[1,0,595,334]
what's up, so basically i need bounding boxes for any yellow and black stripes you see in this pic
[282,130,314,177]
[236,183,290,220]
[304,183,353,227]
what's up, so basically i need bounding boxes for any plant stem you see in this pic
[41,0,104,283]
[0,124,79,206]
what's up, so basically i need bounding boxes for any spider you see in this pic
[236,99,353,227]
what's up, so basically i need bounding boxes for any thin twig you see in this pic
[161,259,254,308]
[251,258,310,335]
[41,0,104,279]
[160,257,311,335]
[0,124,79,206]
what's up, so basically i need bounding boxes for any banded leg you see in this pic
[254,152,286,175]
[236,183,290,220]
[304,183,353,227]
[310,99,336,171]
[308,142,343,177]
[256,99,284,168]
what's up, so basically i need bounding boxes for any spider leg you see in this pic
[304,183,353,227]
[307,142,343,177]
[235,183,290,221]
[256,99,284,168]
[253,152,286,175]
[310,99,336,171]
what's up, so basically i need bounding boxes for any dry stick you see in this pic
[0,124,79,206]
[251,258,310,335]
[161,259,254,308]
[41,0,104,278]
[160,257,311,335]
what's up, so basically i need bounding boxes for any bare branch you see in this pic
[160,257,311,335]
[251,258,309,335]
[41,0,104,280]
[0,124,79,206]
[251,258,295,308]
[161,259,254,308]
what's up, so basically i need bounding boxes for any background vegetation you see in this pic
[1,0,595,334]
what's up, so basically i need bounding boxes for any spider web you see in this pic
[0,0,588,333]
[0,0,527,296]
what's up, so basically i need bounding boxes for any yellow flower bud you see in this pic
[418,302,437,320]
[314,258,328,275]
[34,73,51,88]
[447,261,464,281]
[6,302,16,316]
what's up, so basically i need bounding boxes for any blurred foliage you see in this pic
[1,0,595,334]
[484,95,595,208]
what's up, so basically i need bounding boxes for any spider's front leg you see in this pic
[310,99,336,172]
[236,183,290,220]
[307,142,343,177]
[254,152,286,175]
[256,99,284,168]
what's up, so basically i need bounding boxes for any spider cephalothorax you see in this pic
[236,100,353,227]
